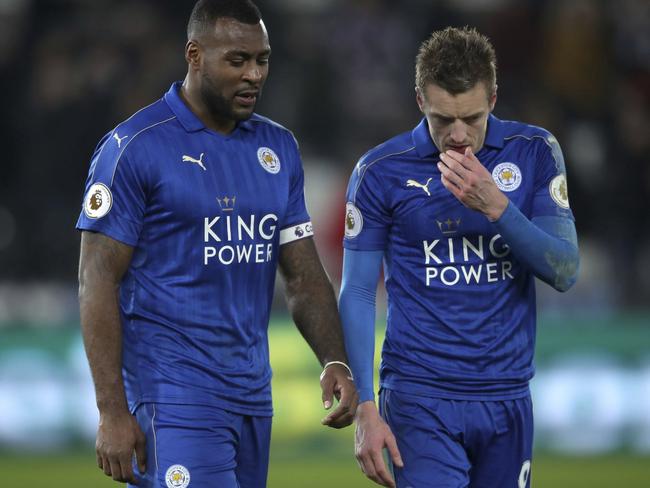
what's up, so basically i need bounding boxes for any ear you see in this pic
[489,85,498,112]
[415,86,426,114]
[185,40,201,71]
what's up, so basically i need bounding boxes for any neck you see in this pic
[180,75,236,135]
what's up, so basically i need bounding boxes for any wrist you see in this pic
[486,194,509,222]
[320,360,354,380]
[356,400,379,419]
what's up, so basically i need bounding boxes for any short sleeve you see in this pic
[76,131,148,246]
[278,133,312,245]
[530,133,575,220]
[343,162,391,251]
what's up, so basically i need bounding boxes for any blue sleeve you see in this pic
[493,201,579,291]
[76,130,148,246]
[338,249,383,403]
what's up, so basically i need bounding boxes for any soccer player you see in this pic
[77,1,357,487]
[339,27,579,488]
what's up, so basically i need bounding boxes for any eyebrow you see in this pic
[432,111,484,121]
[225,48,272,58]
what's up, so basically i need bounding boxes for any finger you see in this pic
[102,455,112,477]
[440,173,463,199]
[96,452,103,470]
[358,451,381,486]
[320,375,334,410]
[386,434,404,468]
[135,430,147,474]
[119,452,137,484]
[445,148,476,171]
[370,448,395,487]
[108,457,122,480]
[440,153,466,177]
[438,161,465,188]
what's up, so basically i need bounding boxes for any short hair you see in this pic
[415,26,497,97]
[187,0,262,39]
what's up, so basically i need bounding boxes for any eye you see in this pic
[229,59,245,67]
[435,116,454,125]
[257,57,269,65]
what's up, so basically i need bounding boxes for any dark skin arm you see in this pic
[278,237,359,428]
[78,231,146,484]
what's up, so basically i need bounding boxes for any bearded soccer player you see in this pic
[76,1,357,487]
[339,27,579,488]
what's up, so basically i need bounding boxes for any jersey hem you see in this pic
[380,380,530,401]
[130,395,274,417]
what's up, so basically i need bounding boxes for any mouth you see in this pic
[447,145,469,154]
[234,89,258,108]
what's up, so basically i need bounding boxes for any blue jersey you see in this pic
[77,82,313,416]
[343,115,574,400]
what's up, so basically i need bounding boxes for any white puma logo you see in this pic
[406,177,433,196]
[113,132,128,148]
[182,153,206,171]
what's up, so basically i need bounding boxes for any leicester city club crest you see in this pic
[492,162,522,192]
[165,464,190,488]
[257,147,281,174]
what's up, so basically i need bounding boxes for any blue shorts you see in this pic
[380,389,533,488]
[128,403,272,488]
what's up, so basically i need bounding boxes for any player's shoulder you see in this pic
[89,98,176,176]
[247,113,296,142]
[111,97,177,150]
[356,130,416,175]
[500,119,557,148]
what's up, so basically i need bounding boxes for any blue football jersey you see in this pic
[343,115,574,400]
[77,82,313,416]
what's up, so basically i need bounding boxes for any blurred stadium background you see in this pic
[1,0,649,486]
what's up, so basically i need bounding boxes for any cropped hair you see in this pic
[187,0,262,39]
[416,26,497,97]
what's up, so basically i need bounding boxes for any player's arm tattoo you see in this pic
[78,231,134,413]
[278,237,349,366]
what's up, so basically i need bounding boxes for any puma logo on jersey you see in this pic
[113,132,128,148]
[182,153,206,171]
[406,178,433,196]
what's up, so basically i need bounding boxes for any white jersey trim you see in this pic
[352,146,416,202]
[279,221,313,245]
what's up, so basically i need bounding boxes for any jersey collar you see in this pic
[413,113,505,158]
[164,81,255,134]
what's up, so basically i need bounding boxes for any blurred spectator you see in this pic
[0,0,648,309]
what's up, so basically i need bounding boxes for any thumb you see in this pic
[135,431,147,473]
[465,146,474,157]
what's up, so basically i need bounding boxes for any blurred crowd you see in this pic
[0,0,649,312]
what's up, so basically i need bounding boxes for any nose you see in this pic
[243,63,263,83]
[449,119,468,143]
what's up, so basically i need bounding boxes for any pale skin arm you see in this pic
[78,231,146,484]
[278,237,359,428]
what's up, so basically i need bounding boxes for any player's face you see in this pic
[417,82,496,155]
[198,18,270,124]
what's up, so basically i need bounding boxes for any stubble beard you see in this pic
[200,73,256,124]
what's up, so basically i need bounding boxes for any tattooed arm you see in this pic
[278,237,359,428]
[78,231,146,483]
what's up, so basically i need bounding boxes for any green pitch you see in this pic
[0,451,648,487]
[2,320,648,486]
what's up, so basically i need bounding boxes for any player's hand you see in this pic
[320,363,359,428]
[354,401,403,487]
[438,146,509,221]
[95,408,147,484]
